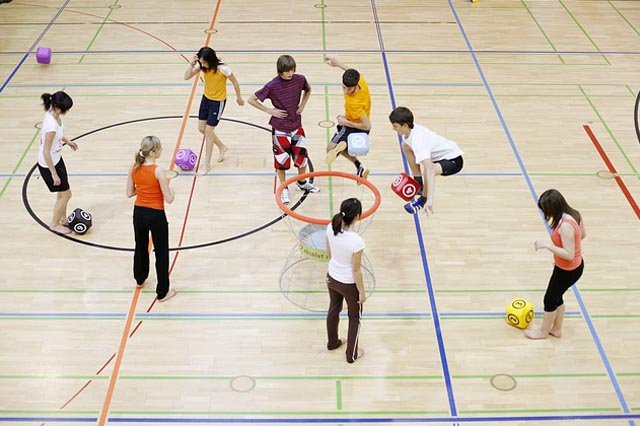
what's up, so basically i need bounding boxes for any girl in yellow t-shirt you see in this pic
[184,47,244,175]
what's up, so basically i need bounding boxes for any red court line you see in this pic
[584,124,640,220]
[97,2,223,423]
[39,4,224,426]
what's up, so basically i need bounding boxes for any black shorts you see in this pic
[38,157,70,192]
[331,125,369,146]
[436,155,463,176]
[198,96,226,127]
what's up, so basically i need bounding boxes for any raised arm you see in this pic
[184,55,200,80]
[324,55,349,71]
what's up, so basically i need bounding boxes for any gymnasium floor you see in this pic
[1,0,639,425]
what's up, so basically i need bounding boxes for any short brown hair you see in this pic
[277,55,296,74]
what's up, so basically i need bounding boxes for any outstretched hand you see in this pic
[324,56,338,67]
[534,240,548,251]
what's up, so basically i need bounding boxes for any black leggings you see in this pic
[133,206,170,299]
[543,260,584,312]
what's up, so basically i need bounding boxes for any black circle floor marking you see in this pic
[490,374,517,391]
[23,115,313,252]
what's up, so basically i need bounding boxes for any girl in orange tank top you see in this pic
[126,136,177,302]
[526,189,586,340]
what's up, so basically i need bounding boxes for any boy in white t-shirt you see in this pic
[389,107,464,215]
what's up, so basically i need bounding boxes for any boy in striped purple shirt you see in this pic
[248,55,319,205]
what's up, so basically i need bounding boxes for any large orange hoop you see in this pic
[275,171,382,225]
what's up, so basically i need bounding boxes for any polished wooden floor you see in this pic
[1,0,639,425]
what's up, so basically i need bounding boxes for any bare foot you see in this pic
[50,225,72,234]
[196,164,212,176]
[524,329,549,340]
[217,145,228,162]
[549,329,562,338]
[325,141,346,165]
[158,289,177,302]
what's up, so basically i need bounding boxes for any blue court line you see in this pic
[446,1,634,425]
[2,413,639,423]
[0,0,71,95]
[2,49,640,55]
[370,0,458,417]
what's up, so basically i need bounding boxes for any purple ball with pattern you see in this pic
[174,148,198,171]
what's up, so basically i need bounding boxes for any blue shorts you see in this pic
[198,96,226,127]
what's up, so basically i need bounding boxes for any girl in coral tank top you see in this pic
[126,136,176,302]
[526,189,586,340]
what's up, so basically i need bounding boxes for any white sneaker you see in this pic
[356,164,369,184]
[280,187,290,205]
[296,181,320,193]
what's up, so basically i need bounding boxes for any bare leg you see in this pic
[276,169,287,186]
[196,121,212,176]
[339,149,357,165]
[549,304,565,338]
[525,310,557,340]
[50,190,72,234]
[206,125,228,163]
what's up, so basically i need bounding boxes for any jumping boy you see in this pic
[388,106,464,215]
[324,56,371,180]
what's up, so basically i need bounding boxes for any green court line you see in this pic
[608,0,640,37]
[4,372,628,380]
[579,85,639,176]
[559,0,610,65]
[0,129,39,200]
[625,84,636,97]
[4,314,637,321]
[336,380,342,411]
[78,0,120,63]
[520,0,565,64]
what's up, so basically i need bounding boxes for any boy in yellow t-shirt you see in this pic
[324,56,371,180]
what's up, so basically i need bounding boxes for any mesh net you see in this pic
[276,171,380,312]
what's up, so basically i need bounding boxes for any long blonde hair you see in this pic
[133,136,162,171]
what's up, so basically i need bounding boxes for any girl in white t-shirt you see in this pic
[325,198,366,363]
[38,91,78,234]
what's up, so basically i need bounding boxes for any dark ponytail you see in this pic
[331,198,363,236]
[41,91,73,113]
